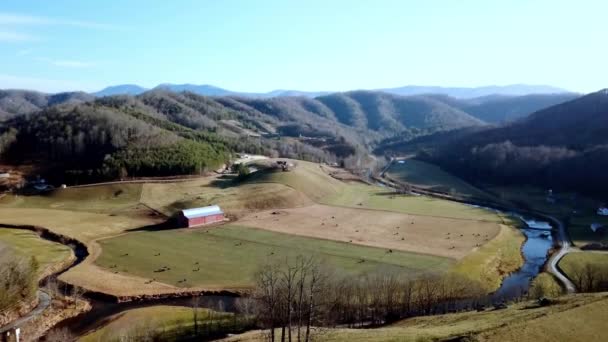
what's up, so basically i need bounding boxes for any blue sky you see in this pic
[0,0,606,93]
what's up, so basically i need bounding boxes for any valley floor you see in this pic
[0,159,519,298]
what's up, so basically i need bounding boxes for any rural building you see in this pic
[598,207,608,216]
[178,205,225,227]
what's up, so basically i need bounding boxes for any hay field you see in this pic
[238,204,501,259]
[96,225,452,289]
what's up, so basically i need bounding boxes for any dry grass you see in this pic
[0,227,72,278]
[452,223,525,291]
[221,293,608,342]
[238,204,501,259]
[80,305,232,342]
[141,179,312,218]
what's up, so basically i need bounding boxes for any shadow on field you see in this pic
[125,220,177,232]
[208,174,238,189]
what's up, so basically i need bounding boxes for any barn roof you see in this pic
[181,205,223,219]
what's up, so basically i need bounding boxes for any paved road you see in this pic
[544,215,576,293]
[0,290,51,333]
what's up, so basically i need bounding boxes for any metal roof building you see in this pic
[178,205,225,227]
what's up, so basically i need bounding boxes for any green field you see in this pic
[0,184,143,214]
[558,252,608,280]
[80,305,234,342]
[323,183,503,222]
[386,159,491,199]
[0,227,72,277]
[96,225,452,288]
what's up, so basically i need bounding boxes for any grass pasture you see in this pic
[0,159,525,297]
[452,224,525,291]
[0,227,72,278]
[0,184,143,214]
[323,183,502,222]
[238,204,501,259]
[386,159,490,199]
[96,225,452,288]
[558,252,608,284]
[245,159,348,201]
[141,179,311,218]
[80,305,234,342]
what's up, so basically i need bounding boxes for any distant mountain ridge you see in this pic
[93,83,572,99]
[94,83,332,98]
[379,84,570,99]
[393,89,608,196]
[0,89,94,119]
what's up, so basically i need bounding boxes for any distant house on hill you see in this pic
[178,205,225,227]
[598,207,608,216]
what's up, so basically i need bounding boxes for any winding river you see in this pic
[492,217,554,300]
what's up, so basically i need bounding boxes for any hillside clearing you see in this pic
[386,159,490,199]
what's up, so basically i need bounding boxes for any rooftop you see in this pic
[181,205,223,219]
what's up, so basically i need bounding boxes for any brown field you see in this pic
[238,204,501,259]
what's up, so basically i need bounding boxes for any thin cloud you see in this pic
[0,12,126,31]
[53,60,95,68]
[0,31,36,42]
[35,57,96,68]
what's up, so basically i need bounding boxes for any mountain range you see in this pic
[391,89,608,195]
[0,83,605,194]
[93,83,571,99]
[1,88,577,126]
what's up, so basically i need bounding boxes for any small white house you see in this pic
[598,207,608,216]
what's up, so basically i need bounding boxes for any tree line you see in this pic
[247,256,491,342]
[0,244,39,313]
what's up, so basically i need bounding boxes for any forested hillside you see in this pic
[436,93,579,123]
[0,90,94,120]
[407,90,608,195]
[1,86,582,185]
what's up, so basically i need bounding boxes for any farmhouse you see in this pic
[178,205,225,227]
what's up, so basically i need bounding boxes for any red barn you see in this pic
[178,205,225,228]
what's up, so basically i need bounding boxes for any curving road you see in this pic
[544,216,576,293]
[0,290,51,334]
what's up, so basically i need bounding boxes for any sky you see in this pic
[0,0,606,93]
